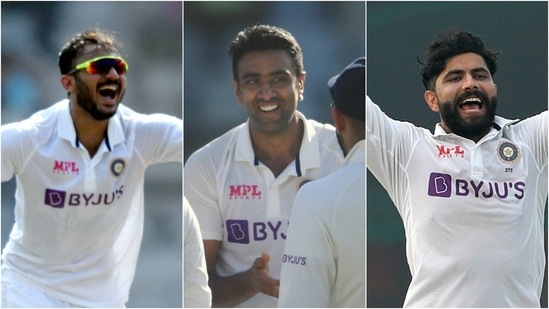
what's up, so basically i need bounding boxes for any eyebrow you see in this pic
[444,67,490,78]
[240,69,291,80]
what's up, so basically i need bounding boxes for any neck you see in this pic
[440,122,491,144]
[250,117,304,177]
[70,101,109,157]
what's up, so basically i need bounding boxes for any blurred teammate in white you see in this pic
[279,57,365,307]
[184,196,212,308]
[184,24,343,307]
[368,30,548,307]
[1,28,183,307]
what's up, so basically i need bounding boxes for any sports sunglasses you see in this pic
[68,56,129,75]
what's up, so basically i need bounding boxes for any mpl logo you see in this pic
[228,185,262,200]
[53,160,79,175]
[226,219,287,244]
[436,145,465,158]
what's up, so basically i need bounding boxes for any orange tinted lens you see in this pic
[87,58,127,74]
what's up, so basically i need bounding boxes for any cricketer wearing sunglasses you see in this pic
[0,28,194,307]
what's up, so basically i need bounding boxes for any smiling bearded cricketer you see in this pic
[367,29,548,307]
[1,27,183,307]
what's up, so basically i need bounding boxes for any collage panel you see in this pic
[1,1,182,308]
[5,1,545,308]
[184,1,365,307]
[367,1,548,308]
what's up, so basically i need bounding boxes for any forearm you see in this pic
[209,269,257,308]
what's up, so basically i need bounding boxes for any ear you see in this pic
[232,78,243,105]
[60,75,74,92]
[424,90,440,112]
[298,71,306,89]
[331,106,346,134]
[297,71,306,101]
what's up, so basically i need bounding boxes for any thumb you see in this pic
[255,252,270,269]
[261,252,270,264]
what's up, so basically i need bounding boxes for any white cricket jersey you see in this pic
[1,99,182,307]
[367,96,548,307]
[184,196,212,308]
[184,111,344,307]
[278,140,365,308]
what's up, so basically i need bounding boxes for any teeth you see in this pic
[260,105,277,112]
[463,97,481,103]
[99,85,118,91]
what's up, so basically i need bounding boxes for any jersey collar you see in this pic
[57,99,125,150]
[433,115,520,138]
[342,140,365,167]
[234,111,322,176]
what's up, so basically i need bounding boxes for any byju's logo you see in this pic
[427,172,525,200]
[227,220,250,244]
[428,173,452,197]
[44,189,67,208]
[282,254,307,266]
[229,185,262,200]
[43,186,124,208]
[226,220,287,244]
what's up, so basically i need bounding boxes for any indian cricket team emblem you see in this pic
[497,141,520,164]
[110,158,126,177]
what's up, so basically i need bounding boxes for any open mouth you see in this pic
[459,97,483,113]
[259,104,278,112]
[98,84,119,100]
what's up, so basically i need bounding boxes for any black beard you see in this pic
[439,90,497,140]
[74,75,120,121]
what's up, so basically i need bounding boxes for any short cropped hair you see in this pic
[58,27,122,75]
[420,30,499,90]
[228,24,304,80]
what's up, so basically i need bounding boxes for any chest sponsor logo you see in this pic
[226,219,287,244]
[53,160,80,175]
[228,185,262,200]
[44,185,124,208]
[427,172,525,200]
[436,145,465,158]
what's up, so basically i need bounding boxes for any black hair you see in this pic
[420,30,499,90]
[228,24,304,80]
[58,27,122,75]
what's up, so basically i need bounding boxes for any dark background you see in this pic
[367,1,548,307]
